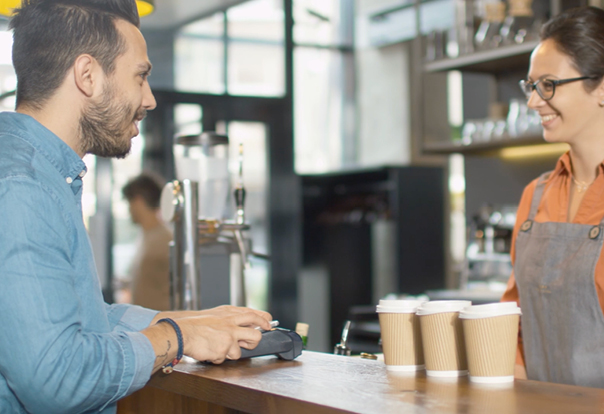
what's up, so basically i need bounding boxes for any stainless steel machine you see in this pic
[160,132,252,310]
[461,204,516,291]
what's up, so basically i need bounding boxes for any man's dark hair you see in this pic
[122,172,164,209]
[540,6,604,92]
[9,0,140,109]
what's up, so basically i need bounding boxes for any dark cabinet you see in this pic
[301,166,445,347]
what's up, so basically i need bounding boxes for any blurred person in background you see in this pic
[122,172,172,311]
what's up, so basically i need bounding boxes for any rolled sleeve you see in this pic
[98,331,155,411]
[105,303,159,332]
[124,331,156,391]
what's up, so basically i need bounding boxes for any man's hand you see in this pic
[150,305,272,326]
[178,312,270,363]
[143,306,272,373]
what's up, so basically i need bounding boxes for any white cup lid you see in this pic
[376,299,426,313]
[459,302,521,319]
[415,300,472,316]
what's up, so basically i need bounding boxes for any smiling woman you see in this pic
[500,5,604,389]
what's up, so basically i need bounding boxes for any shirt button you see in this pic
[65,177,73,184]
[79,170,86,178]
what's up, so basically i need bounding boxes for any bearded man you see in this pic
[0,1,271,413]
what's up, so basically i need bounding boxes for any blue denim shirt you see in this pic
[0,112,158,414]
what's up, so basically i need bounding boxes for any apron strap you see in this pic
[526,171,552,221]
[521,171,604,239]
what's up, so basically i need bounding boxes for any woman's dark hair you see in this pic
[540,6,604,92]
[9,0,140,110]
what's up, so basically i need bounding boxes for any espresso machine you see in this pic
[160,132,251,310]
[461,204,516,291]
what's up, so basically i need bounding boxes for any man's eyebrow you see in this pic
[136,62,153,73]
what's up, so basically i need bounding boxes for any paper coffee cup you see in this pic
[459,302,521,383]
[416,300,471,377]
[377,300,426,371]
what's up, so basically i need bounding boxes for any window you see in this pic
[0,29,16,112]
[293,0,355,174]
[174,0,285,97]
[173,1,356,173]
[293,0,348,46]
[294,47,346,172]
[175,13,225,94]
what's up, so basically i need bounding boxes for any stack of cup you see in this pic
[459,302,521,383]
[376,299,426,371]
[416,301,472,377]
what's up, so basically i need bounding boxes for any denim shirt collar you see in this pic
[0,111,87,186]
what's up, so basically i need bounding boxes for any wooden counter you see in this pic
[118,351,604,414]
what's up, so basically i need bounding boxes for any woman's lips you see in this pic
[540,113,558,127]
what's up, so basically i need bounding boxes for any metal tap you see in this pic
[334,320,352,356]
[161,179,200,310]
[234,143,246,226]
[233,143,251,271]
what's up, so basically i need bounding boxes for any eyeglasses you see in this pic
[519,76,597,101]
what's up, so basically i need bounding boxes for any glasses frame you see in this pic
[519,76,597,101]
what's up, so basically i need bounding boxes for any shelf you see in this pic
[425,289,504,303]
[423,134,548,154]
[468,252,511,262]
[424,41,539,73]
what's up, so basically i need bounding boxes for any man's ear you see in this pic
[73,54,102,98]
[596,77,604,108]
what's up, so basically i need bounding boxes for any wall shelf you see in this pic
[423,133,547,154]
[424,41,539,73]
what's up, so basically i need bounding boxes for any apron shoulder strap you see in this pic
[526,171,552,221]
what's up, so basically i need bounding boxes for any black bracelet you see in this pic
[157,318,184,374]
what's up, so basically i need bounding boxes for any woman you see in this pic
[502,6,604,388]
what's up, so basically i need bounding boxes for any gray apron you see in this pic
[515,172,604,387]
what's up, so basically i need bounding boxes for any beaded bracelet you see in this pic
[157,318,184,374]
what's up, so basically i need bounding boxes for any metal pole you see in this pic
[182,179,200,309]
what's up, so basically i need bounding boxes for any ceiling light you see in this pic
[0,0,154,17]
[0,0,18,17]
[136,0,154,17]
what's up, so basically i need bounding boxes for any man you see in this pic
[0,1,271,413]
[122,173,172,310]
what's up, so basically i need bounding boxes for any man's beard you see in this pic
[78,82,146,159]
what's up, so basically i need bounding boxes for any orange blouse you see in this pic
[501,152,604,366]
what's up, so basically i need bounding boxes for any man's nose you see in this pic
[142,81,156,111]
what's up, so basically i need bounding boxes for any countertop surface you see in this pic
[145,351,604,414]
